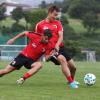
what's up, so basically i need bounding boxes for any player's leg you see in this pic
[67,59,80,85]
[57,55,78,88]
[0,65,16,77]
[59,47,79,85]
[49,53,72,78]
[49,48,78,88]
[58,47,79,84]
[67,59,76,80]
[23,61,42,79]
[17,61,42,84]
[57,55,71,78]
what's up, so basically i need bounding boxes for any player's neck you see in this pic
[40,40,47,44]
[46,17,54,23]
[40,37,45,44]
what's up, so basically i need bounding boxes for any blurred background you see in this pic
[0,0,100,61]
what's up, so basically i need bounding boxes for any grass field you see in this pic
[0,61,100,100]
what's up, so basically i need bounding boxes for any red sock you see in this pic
[23,73,31,80]
[67,76,74,83]
[71,75,74,80]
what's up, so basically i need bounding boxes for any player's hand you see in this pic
[7,39,15,45]
[55,45,60,52]
[50,49,58,57]
[49,50,55,56]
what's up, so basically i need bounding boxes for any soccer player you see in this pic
[35,5,79,88]
[0,29,53,84]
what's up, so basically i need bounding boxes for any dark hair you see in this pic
[48,5,59,13]
[44,29,52,39]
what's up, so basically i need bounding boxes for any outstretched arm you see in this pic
[7,31,28,45]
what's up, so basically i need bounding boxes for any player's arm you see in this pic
[55,31,63,51]
[55,21,63,51]
[7,31,28,45]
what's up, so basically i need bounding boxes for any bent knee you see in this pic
[37,62,42,68]
[58,55,66,63]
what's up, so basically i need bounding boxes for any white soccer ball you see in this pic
[84,73,96,86]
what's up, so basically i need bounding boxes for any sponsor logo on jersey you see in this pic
[43,26,49,30]
[53,25,57,28]
[32,43,37,48]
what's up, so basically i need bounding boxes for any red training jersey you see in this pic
[21,32,52,61]
[35,20,64,48]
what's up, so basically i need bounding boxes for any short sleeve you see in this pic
[25,31,35,40]
[35,23,41,33]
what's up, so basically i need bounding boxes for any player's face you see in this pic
[49,10,59,21]
[42,36,50,43]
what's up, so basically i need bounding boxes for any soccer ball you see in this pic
[84,73,96,86]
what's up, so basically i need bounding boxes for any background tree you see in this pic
[0,4,6,34]
[24,9,47,31]
[0,26,11,36]
[82,12,100,33]
[67,0,100,33]
[53,1,63,8]
[61,0,73,13]
[39,1,47,8]
[68,0,98,19]
[11,7,24,22]
[11,7,25,33]
[0,4,6,22]
[11,22,25,33]
[23,11,34,30]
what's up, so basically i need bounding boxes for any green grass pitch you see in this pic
[0,61,100,100]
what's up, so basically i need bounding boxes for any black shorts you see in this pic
[50,47,72,65]
[10,54,35,70]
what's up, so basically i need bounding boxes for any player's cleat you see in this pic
[69,81,78,88]
[16,78,25,85]
[67,80,80,85]
[74,81,80,85]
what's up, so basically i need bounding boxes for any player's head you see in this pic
[47,5,60,21]
[42,29,52,43]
